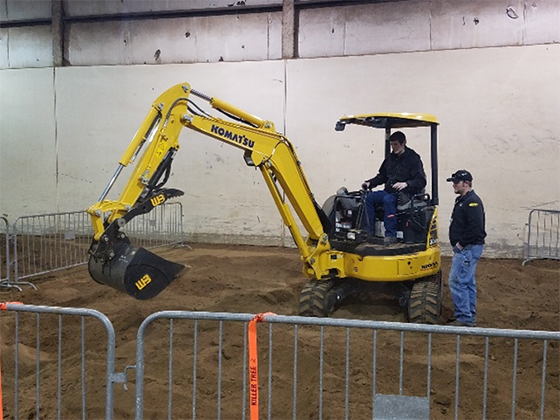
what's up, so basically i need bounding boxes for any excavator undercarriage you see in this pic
[299,271,442,324]
[299,186,442,323]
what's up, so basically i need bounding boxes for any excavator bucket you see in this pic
[88,241,187,300]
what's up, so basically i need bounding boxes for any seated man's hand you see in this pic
[362,181,371,190]
[392,182,408,191]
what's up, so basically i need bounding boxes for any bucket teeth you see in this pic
[121,188,185,223]
[160,188,184,200]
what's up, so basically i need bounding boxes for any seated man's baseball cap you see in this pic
[446,170,473,183]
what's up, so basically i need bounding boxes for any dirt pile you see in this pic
[0,244,558,419]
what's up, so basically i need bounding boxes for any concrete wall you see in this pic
[0,68,57,213]
[1,0,559,257]
[53,62,287,244]
[1,44,559,257]
[1,0,559,68]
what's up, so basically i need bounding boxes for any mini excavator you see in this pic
[87,82,442,323]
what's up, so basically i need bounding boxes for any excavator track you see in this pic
[298,279,336,317]
[407,271,442,324]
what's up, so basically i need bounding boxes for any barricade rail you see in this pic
[0,302,119,420]
[1,304,558,420]
[0,217,9,283]
[5,202,184,287]
[134,311,560,420]
[523,208,560,265]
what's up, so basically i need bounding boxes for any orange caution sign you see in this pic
[247,312,275,420]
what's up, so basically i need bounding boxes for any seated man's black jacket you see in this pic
[367,147,426,195]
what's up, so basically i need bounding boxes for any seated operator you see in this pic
[361,131,426,245]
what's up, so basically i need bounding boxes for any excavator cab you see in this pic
[328,113,439,250]
[297,113,442,323]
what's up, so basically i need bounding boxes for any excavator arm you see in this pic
[87,82,337,299]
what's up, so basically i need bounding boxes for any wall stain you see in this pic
[506,7,519,19]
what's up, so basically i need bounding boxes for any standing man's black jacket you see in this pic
[449,190,487,247]
[366,147,426,195]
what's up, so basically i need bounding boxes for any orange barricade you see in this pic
[247,312,275,420]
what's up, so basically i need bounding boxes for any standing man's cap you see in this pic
[446,170,473,182]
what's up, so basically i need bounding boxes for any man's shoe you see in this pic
[384,236,397,245]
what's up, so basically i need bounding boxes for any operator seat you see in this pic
[396,192,431,244]
[396,191,429,212]
[372,191,431,243]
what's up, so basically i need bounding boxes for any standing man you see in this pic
[362,131,426,245]
[446,170,486,327]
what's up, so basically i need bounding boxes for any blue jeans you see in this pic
[365,191,397,237]
[448,244,483,325]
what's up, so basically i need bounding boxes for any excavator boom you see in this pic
[87,83,330,299]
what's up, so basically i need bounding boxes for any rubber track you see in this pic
[407,278,441,324]
[298,279,335,317]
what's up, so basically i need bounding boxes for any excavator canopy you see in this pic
[335,112,440,205]
[335,113,439,131]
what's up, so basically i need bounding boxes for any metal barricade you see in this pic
[133,312,560,420]
[523,209,560,265]
[125,201,185,249]
[0,302,121,420]
[10,202,184,284]
[1,216,9,283]
[11,210,92,287]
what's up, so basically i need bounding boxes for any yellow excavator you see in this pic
[87,82,442,323]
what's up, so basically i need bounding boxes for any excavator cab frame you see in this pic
[329,113,439,250]
[335,112,439,205]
